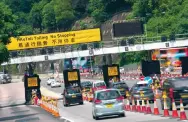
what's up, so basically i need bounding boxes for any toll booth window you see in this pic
[97,90,120,100]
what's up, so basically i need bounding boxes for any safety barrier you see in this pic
[125,90,188,121]
[40,95,60,117]
[82,92,93,102]
[31,92,60,118]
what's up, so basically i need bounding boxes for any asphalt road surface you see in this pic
[41,78,188,122]
[0,105,64,122]
[0,82,68,122]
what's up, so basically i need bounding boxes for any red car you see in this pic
[92,81,107,93]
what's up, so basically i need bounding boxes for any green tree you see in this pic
[88,0,108,23]
[53,0,75,31]
[0,2,17,64]
[42,1,57,32]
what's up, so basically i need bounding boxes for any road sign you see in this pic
[126,91,130,97]
[27,77,38,87]
[162,90,167,99]
[108,66,118,76]
[140,91,144,97]
[68,71,78,81]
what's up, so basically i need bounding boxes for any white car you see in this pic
[51,81,61,88]
[47,77,56,85]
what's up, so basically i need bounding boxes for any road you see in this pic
[0,105,64,122]
[41,78,188,122]
[1,78,188,122]
[0,82,67,122]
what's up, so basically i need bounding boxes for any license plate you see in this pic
[72,95,76,98]
[181,95,188,98]
[106,104,113,108]
[142,98,147,100]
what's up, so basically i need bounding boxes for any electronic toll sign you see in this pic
[102,64,120,87]
[63,69,81,87]
[25,75,40,89]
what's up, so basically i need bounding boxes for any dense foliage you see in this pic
[1,0,188,65]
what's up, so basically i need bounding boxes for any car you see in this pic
[92,81,107,93]
[109,81,129,98]
[119,67,124,73]
[46,77,55,85]
[81,81,92,92]
[63,86,83,107]
[92,89,125,120]
[0,72,11,84]
[160,77,188,110]
[51,81,61,88]
[129,81,154,103]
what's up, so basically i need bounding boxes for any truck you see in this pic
[62,69,83,107]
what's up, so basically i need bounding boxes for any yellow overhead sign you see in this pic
[68,71,78,81]
[7,28,101,51]
[108,66,118,76]
[27,77,38,87]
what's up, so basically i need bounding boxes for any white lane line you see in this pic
[60,116,75,122]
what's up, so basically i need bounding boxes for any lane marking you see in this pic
[60,116,75,122]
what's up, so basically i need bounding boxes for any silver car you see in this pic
[92,89,125,120]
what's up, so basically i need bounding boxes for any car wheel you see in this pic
[79,101,84,105]
[95,116,100,120]
[119,113,125,117]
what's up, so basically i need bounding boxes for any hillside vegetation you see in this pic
[1,0,188,65]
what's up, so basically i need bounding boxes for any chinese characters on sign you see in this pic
[108,66,118,76]
[7,28,101,51]
[27,77,38,87]
[68,71,78,81]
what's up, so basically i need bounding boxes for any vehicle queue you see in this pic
[43,63,188,120]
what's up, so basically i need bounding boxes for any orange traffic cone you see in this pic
[163,98,170,117]
[179,99,187,120]
[141,99,146,113]
[136,99,141,112]
[146,99,152,114]
[126,99,131,111]
[131,98,136,112]
[153,98,160,115]
[172,99,179,118]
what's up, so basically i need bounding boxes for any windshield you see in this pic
[134,83,148,88]
[97,90,120,100]
[81,82,92,87]
[95,82,106,87]
[67,87,81,94]
[172,79,188,88]
[113,82,127,88]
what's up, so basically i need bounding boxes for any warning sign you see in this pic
[68,71,78,81]
[140,91,144,97]
[27,77,38,87]
[108,66,118,76]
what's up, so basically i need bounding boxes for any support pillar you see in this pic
[106,54,112,65]
[68,58,73,69]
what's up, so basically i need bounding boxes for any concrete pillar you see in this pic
[102,55,107,65]
[106,54,112,65]
[68,58,73,69]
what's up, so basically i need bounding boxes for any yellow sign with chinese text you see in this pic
[108,66,118,76]
[68,71,78,81]
[7,28,101,51]
[27,77,38,87]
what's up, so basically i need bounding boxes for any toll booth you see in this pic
[63,69,81,88]
[102,64,120,88]
[25,75,40,89]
